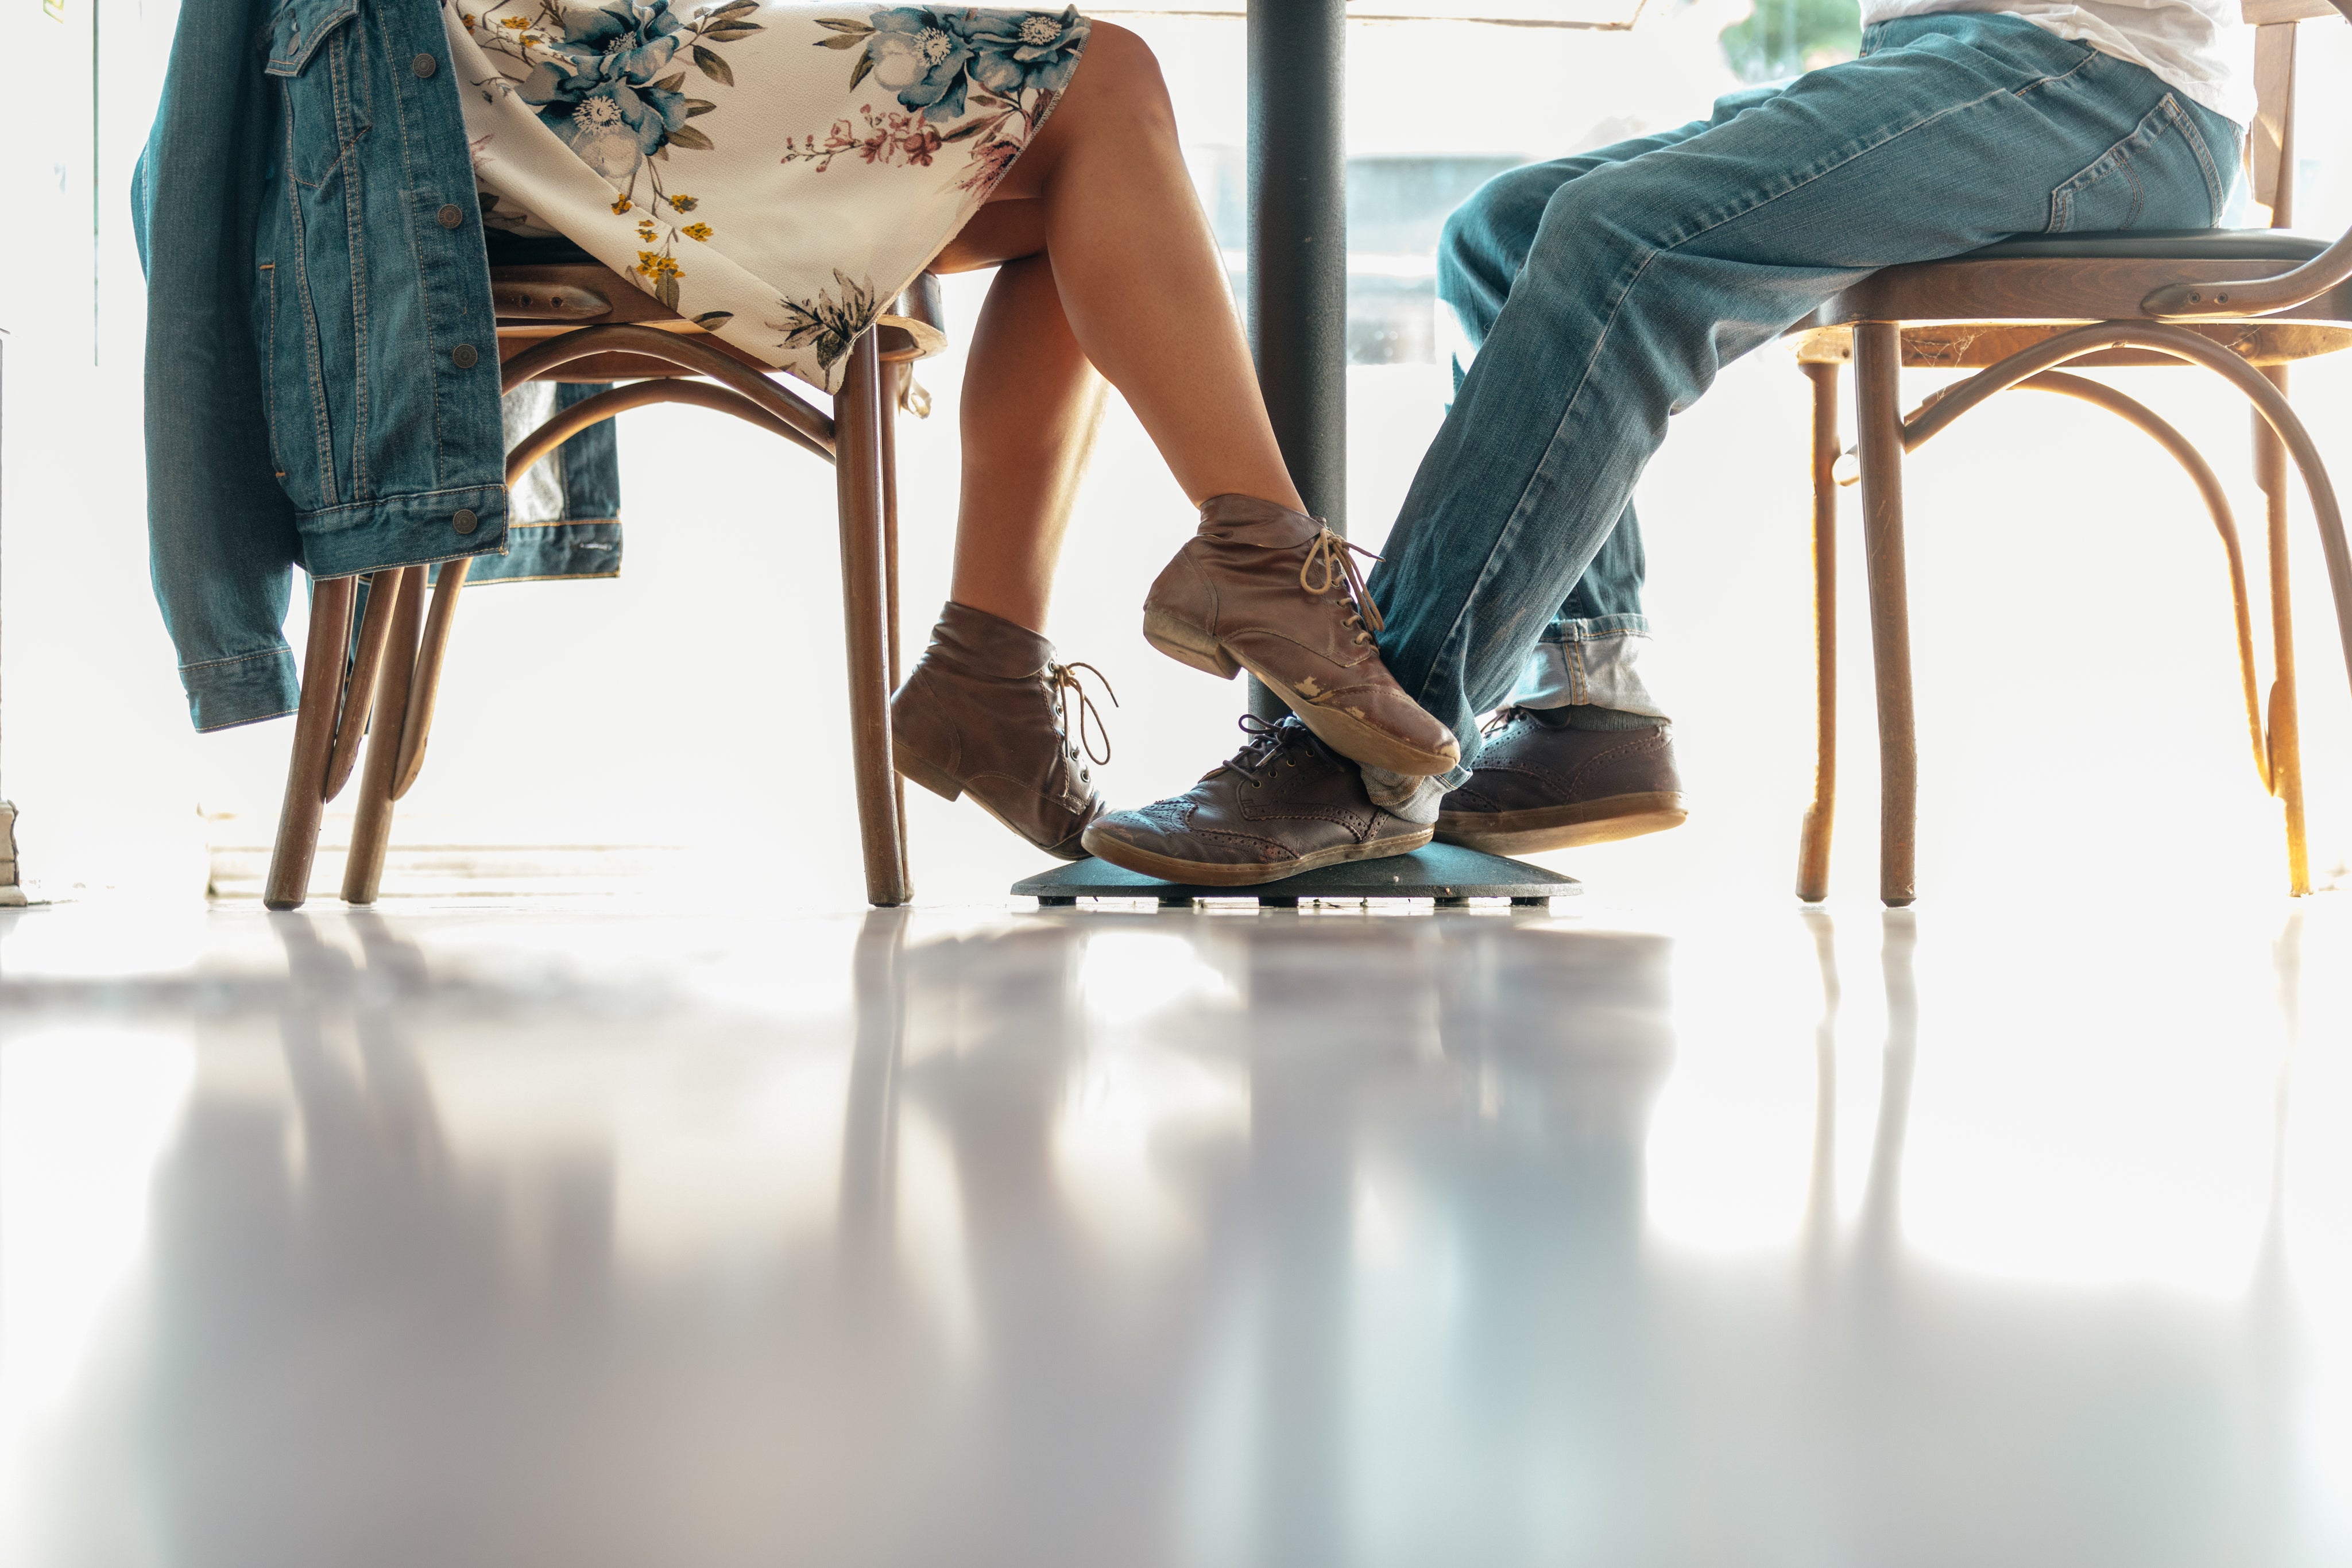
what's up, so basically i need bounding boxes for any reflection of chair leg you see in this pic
[1855,909,1918,1272]
[343,565,426,905]
[835,332,912,907]
[265,576,359,912]
[1802,907,1841,1268]
[1855,324,1918,908]
[2256,367,2312,897]
[1798,361,1842,903]
[840,908,911,1253]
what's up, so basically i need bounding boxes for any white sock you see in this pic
[1359,764,1447,824]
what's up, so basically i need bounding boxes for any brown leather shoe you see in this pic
[1435,708,1687,854]
[892,601,1114,861]
[1142,494,1460,777]
[1081,715,1431,887]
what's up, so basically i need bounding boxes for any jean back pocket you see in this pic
[2048,94,2228,233]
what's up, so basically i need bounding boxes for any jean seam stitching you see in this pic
[2163,94,2229,223]
[336,36,372,499]
[376,0,447,486]
[178,649,292,673]
[284,107,338,498]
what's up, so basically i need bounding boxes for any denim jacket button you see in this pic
[452,509,478,535]
[451,343,479,369]
[411,52,437,78]
[437,203,465,229]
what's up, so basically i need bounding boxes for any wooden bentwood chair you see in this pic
[261,264,943,911]
[1791,0,2352,906]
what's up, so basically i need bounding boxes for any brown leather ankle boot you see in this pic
[891,601,1113,860]
[1141,494,1460,777]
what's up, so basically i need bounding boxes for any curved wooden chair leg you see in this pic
[265,575,359,911]
[836,332,912,907]
[1855,324,1918,909]
[1797,359,1841,903]
[2001,372,2269,791]
[883,359,909,873]
[392,559,470,802]
[1898,320,2351,897]
[330,325,917,906]
[2257,366,2312,896]
[343,565,427,905]
[324,571,406,804]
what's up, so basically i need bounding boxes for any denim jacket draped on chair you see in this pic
[134,0,621,731]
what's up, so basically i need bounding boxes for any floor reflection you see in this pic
[0,898,2347,1566]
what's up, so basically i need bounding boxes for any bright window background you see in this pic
[3,0,2347,908]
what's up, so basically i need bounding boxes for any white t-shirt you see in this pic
[1860,0,2252,123]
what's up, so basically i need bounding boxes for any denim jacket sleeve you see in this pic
[133,0,308,731]
[137,0,624,731]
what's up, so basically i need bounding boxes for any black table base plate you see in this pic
[1012,843,1579,908]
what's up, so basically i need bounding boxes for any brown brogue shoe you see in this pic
[1081,715,1431,887]
[1141,494,1460,777]
[1434,708,1687,855]
[892,601,1115,860]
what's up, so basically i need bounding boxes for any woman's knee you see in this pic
[1069,20,1173,122]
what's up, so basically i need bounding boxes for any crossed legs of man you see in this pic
[1083,10,2238,885]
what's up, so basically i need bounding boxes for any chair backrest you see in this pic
[2242,0,2348,226]
[2132,0,2352,316]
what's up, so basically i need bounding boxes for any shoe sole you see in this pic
[1142,608,1459,777]
[1080,825,1434,888]
[1433,792,1688,855]
[896,748,1092,862]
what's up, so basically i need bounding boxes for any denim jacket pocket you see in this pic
[264,0,359,76]
[2048,94,2227,233]
[265,0,368,189]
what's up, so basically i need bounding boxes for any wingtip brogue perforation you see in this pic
[1082,715,1431,887]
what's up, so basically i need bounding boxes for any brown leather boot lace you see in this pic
[1046,661,1119,783]
[1297,526,1387,642]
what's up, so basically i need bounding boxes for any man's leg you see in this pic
[1433,106,1785,731]
[1370,11,2238,774]
[1082,12,2237,885]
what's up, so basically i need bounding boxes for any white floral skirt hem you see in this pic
[446,2,1091,393]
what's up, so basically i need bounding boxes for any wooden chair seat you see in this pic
[492,261,941,382]
[1799,230,2352,369]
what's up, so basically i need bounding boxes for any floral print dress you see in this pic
[445,2,1091,392]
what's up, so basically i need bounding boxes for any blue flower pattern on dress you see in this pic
[456,5,1089,388]
[864,7,982,120]
[967,8,1085,98]
[791,8,1085,196]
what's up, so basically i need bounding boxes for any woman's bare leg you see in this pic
[934,21,1303,514]
[937,254,1107,634]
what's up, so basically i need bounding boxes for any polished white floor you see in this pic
[3,892,2350,1567]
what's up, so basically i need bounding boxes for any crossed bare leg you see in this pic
[893,21,1453,870]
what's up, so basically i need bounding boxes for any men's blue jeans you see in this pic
[1375,11,2240,781]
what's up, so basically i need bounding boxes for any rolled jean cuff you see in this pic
[1504,615,1668,719]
